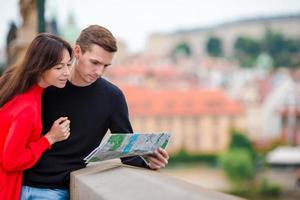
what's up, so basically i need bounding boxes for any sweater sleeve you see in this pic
[2,112,51,172]
[109,87,133,133]
[109,88,149,169]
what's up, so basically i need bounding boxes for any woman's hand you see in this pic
[45,117,70,145]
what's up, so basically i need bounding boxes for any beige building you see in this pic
[119,85,244,154]
[145,14,300,58]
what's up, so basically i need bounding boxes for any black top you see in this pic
[23,78,148,189]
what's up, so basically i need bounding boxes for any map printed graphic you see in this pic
[84,133,171,163]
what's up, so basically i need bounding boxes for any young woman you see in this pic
[0,33,73,200]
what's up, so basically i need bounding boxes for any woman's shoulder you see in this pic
[1,94,37,118]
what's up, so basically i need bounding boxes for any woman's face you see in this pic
[40,49,72,88]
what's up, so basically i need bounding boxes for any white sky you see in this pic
[1,0,300,52]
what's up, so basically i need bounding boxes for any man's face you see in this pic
[73,44,114,86]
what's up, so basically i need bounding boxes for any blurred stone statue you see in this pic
[20,0,36,27]
[9,0,38,65]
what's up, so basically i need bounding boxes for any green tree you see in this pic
[220,149,254,187]
[262,31,300,68]
[229,129,256,160]
[286,38,300,53]
[219,129,257,196]
[234,37,261,67]
[206,37,223,57]
[234,37,261,57]
[262,31,285,56]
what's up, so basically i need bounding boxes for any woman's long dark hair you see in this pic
[0,33,73,107]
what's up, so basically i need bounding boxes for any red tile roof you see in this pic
[119,85,243,117]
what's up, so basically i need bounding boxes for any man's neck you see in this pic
[69,71,92,87]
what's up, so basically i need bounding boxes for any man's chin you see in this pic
[86,77,98,83]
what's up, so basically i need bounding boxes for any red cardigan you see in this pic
[0,84,51,200]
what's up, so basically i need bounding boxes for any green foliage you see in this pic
[228,177,282,198]
[262,31,285,56]
[206,37,223,57]
[234,31,300,68]
[220,149,255,183]
[286,39,300,53]
[262,31,300,68]
[229,129,256,160]
[221,130,282,199]
[219,129,281,200]
[173,42,192,57]
[239,56,257,68]
[259,178,281,197]
[169,149,217,165]
[235,37,261,57]
[220,129,256,182]
[234,37,261,67]
[220,129,258,197]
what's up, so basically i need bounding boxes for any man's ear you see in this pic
[74,45,81,59]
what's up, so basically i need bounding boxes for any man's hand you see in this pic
[147,148,169,170]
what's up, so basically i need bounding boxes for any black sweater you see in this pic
[23,78,148,189]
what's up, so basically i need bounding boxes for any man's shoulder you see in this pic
[98,78,123,96]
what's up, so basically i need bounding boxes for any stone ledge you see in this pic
[70,159,243,200]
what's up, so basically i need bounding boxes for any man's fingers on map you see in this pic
[153,149,168,164]
[157,148,169,159]
[148,162,159,170]
[149,163,160,170]
[148,156,165,169]
[149,155,166,167]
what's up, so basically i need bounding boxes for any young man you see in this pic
[21,25,169,199]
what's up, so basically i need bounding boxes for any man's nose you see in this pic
[95,65,105,76]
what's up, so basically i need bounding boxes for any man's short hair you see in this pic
[76,25,117,53]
